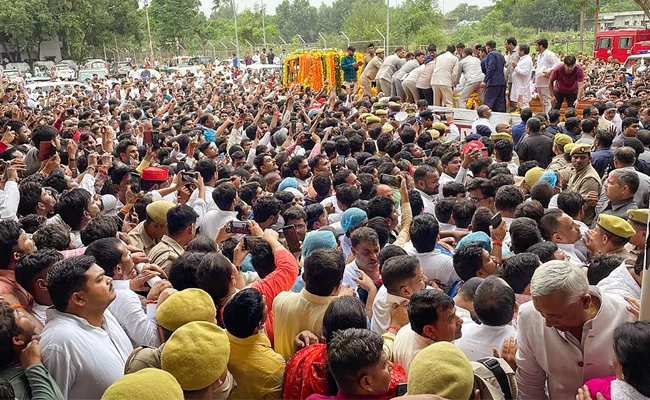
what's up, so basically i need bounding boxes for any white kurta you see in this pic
[510,54,533,104]
[515,288,636,400]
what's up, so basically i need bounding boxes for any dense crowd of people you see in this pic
[0,36,649,400]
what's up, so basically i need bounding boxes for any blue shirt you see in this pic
[512,121,526,145]
[340,55,358,82]
[483,50,506,86]
[591,147,614,177]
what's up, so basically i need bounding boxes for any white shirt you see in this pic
[456,323,517,362]
[197,203,238,242]
[32,302,48,325]
[557,243,586,266]
[108,280,160,347]
[597,261,641,299]
[189,185,217,212]
[511,54,533,103]
[371,285,408,334]
[41,308,133,400]
[414,188,436,216]
[534,49,561,88]
[0,181,19,220]
[458,56,484,85]
[343,260,362,290]
[403,241,459,288]
[393,323,433,374]
[471,118,496,134]
[515,288,636,400]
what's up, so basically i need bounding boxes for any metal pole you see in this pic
[279,36,287,45]
[593,0,600,35]
[386,0,389,51]
[145,1,155,62]
[318,33,327,48]
[261,0,267,48]
[579,1,584,53]
[103,42,107,61]
[375,28,386,51]
[341,32,350,47]
[220,40,228,49]
[639,213,650,320]
[208,41,216,59]
[114,35,120,61]
[245,39,254,48]
[232,0,240,58]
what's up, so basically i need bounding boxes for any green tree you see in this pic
[149,0,201,48]
[0,0,55,61]
[447,3,492,21]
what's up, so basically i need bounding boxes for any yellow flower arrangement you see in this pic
[282,50,364,92]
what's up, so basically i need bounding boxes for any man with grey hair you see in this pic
[471,105,495,134]
[516,260,636,399]
[614,146,650,208]
[600,168,639,220]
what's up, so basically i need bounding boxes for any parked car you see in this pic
[113,61,132,77]
[83,59,109,73]
[59,59,79,71]
[188,56,213,66]
[2,68,25,84]
[54,64,76,80]
[77,68,108,82]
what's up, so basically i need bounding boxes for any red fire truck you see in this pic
[594,27,650,62]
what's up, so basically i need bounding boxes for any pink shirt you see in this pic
[549,64,584,94]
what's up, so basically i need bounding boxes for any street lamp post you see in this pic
[386,0,389,51]
[232,0,240,58]
[144,0,155,62]
[261,0,267,48]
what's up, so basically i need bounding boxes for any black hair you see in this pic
[453,243,486,282]
[55,189,92,230]
[31,125,57,148]
[80,215,120,246]
[410,214,439,253]
[501,253,540,293]
[167,205,198,236]
[378,244,408,268]
[195,159,217,183]
[322,297,367,344]
[382,255,420,293]
[442,182,466,198]
[303,248,345,296]
[185,236,218,254]
[526,241,559,263]
[408,189,424,216]
[474,275,515,326]
[213,182,237,211]
[19,214,47,235]
[223,288,265,339]
[557,191,584,219]
[495,185,524,212]
[588,254,625,285]
[18,182,43,217]
[367,196,394,221]
[252,196,282,224]
[14,249,63,292]
[0,302,20,367]
[168,252,204,290]
[452,200,476,229]
[471,207,494,235]
[469,157,493,177]
[613,321,650,397]
[0,220,22,270]
[327,328,384,393]
[335,184,360,208]
[514,200,545,225]
[530,182,553,208]
[251,242,276,279]
[239,182,261,206]
[509,217,543,254]
[435,198,455,224]
[305,203,326,230]
[312,173,332,197]
[196,252,235,308]
[467,177,496,199]
[408,289,455,335]
[47,255,97,312]
[366,217,390,248]
[84,237,122,277]
[33,224,71,251]
[595,130,614,147]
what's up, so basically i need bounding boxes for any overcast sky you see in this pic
[199,0,493,16]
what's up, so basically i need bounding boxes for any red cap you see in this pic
[141,166,169,181]
[72,130,81,141]
[462,140,486,155]
[317,98,327,104]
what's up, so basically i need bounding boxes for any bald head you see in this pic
[376,184,393,199]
